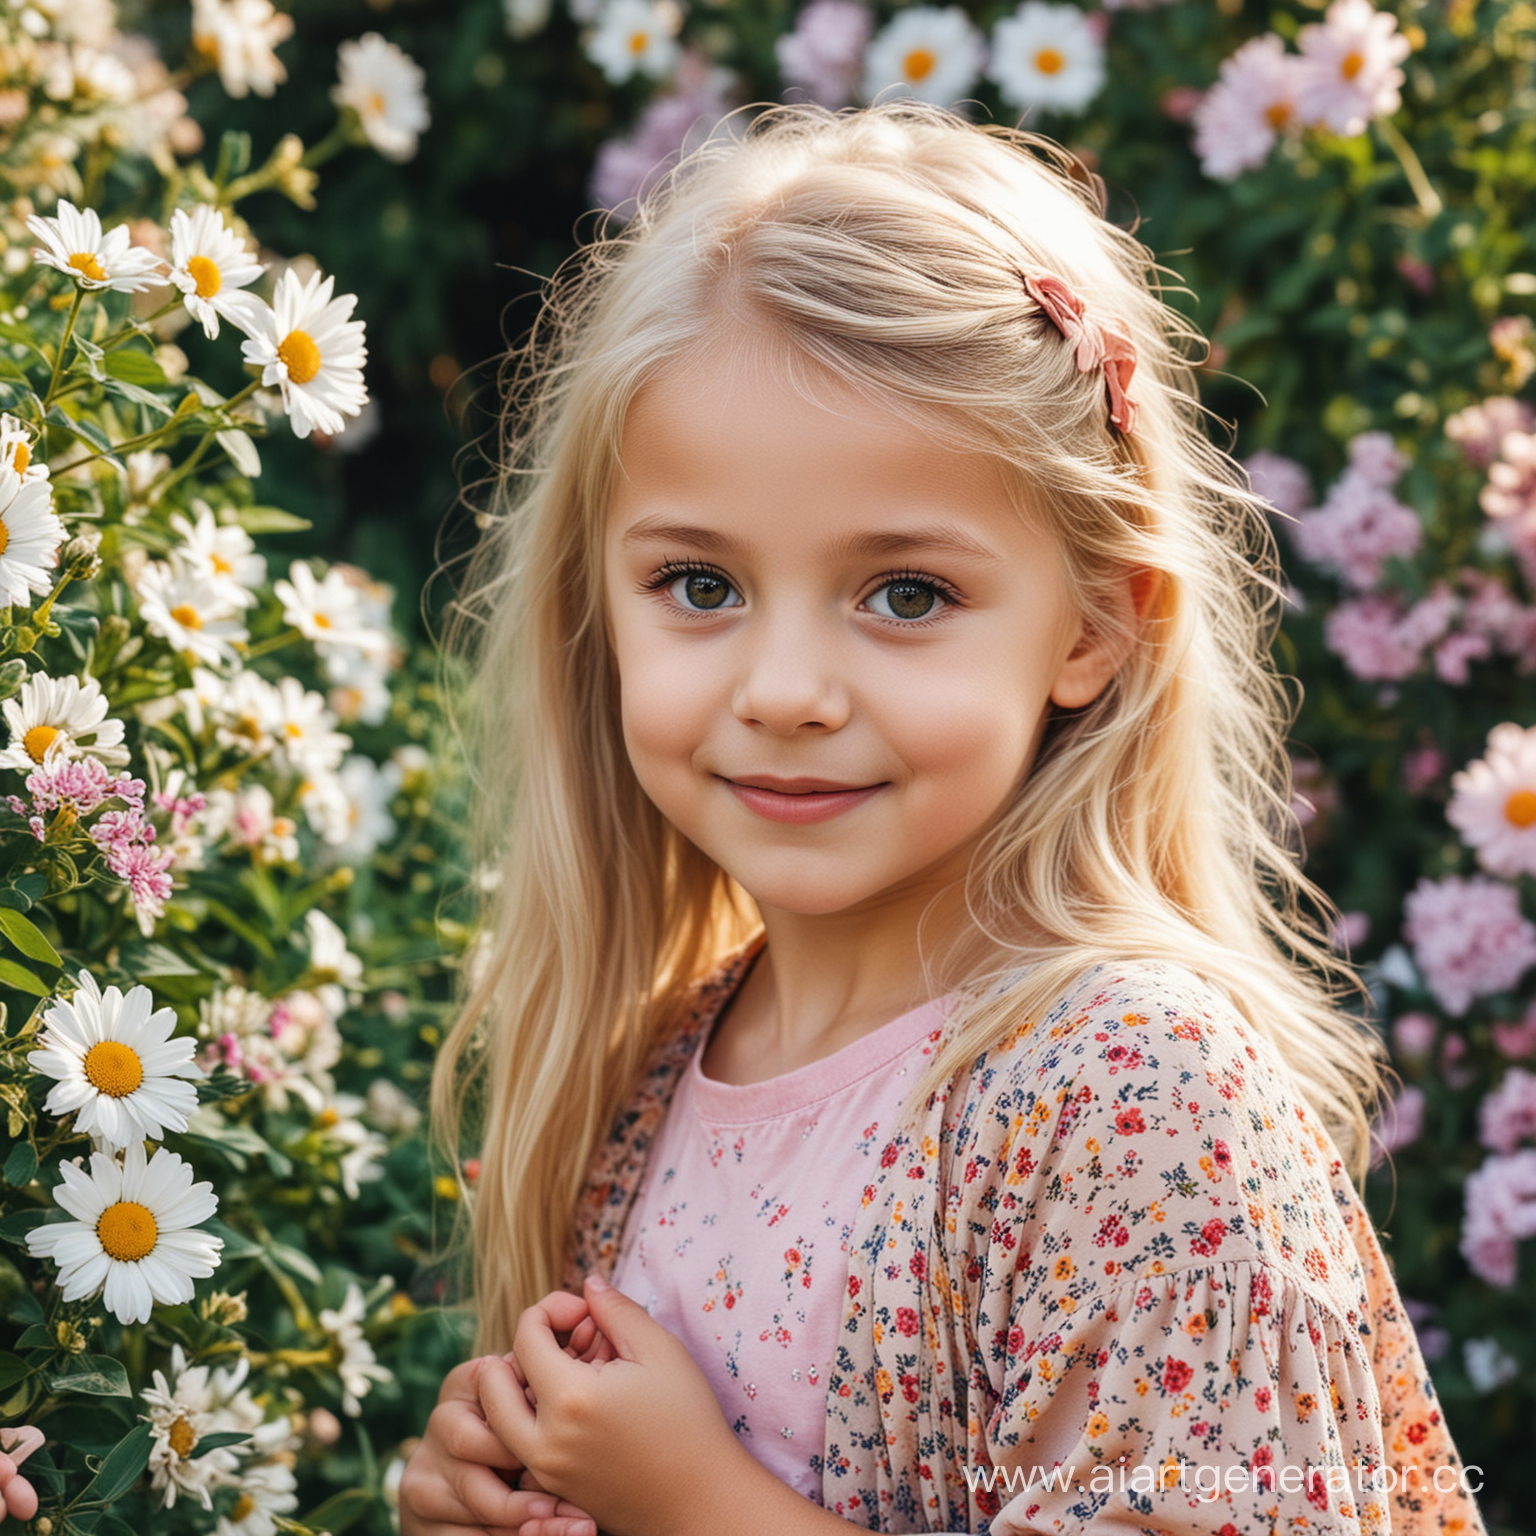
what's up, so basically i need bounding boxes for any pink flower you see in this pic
[1295,0,1410,137]
[1391,1011,1438,1057]
[1368,1084,1425,1168]
[1460,1148,1536,1287]
[1244,450,1313,518]
[1289,467,1421,590]
[1192,34,1305,181]
[1401,742,1446,796]
[1159,85,1203,123]
[1492,1001,1536,1061]
[1402,873,1536,1017]
[1479,1067,1536,1155]
[1446,722,1536,879]
[1446,396,1536,468]
[1395,254,1435,295]
[776,0,874,108]
[1332,909,1370,952]
[1482,431,1536,521]
[1433,629,1492,684]
[1324,590,1444,681]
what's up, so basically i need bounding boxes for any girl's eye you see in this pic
[642,561,742,616]
[639,560,961,627]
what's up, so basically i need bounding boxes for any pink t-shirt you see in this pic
[610,965,953,1505]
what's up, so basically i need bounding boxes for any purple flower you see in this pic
[590,49,738,213]
[1243,449,1312,519]
[1288,467,1421,590]
[1345,429,1407,488]
[1402,873,1536,1017]
[1368,1083,1425,1168]
[776,0,874,108]
[1324,588,1452,682]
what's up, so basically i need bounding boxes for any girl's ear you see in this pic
[1049,565,1162,710]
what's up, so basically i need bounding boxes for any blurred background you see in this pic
[0,0,1529,1532]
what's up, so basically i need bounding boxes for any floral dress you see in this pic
[563,932,1488,1535]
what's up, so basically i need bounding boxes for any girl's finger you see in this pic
[479,1354,541,1464]
[518,1519,598,1536]
[566,1316,596,1356]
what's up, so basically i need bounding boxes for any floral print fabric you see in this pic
[563,933,1487,1535]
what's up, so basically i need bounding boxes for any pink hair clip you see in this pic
[1019,270,1139,436]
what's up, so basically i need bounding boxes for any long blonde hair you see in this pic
[431,99,1390,1358]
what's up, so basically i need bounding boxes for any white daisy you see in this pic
[331,33,431,163]
[314,1092,389,1200]
[168,502,266,606]
[317,1282,393,1416]
[0,412,49,482]
[270,675,350,778]
[215,1457,300,1536]
[0,463,65,609]
[1192,33,1306,182]
[26,1138,223,1326]
[986,1,1105,113]
[209,667,283,758]
[585,0,684,84]
[27,972,204,1149]
[138,558,249,666]
[861,6,984,105]
[167,205,267,341]
[1447,722,1536,879]
[313,754,400,859]
[240,269,368,440]
[272,560,390,654]
[204,783,299,866]
[0,672,130,772]
[304,908,363,1020]
[140,1342,248,1510]
[27,198,168,293]
[325,648,392,727]
[191,0,293,100]
[1295,0,1409,137]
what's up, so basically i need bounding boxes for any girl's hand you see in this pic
[0,1425,43,1526]
[480,1273,762,1536]
[397,1351,600,1536]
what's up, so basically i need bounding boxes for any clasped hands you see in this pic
[400,1271,766,1536]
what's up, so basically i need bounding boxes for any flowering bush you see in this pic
[0,5,473,1535]
[60,0,1529,1530]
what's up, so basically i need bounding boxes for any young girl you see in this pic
[398,101,1487,1536]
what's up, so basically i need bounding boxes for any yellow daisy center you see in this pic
[313,611,333,629]
[97,1199,158,1262]
[68,251,107,282]
[22,723,59,763]
[0,520,7,558]
[1034,47,1066,75]
[211,552,232,574]
[1265,101,1294,129]
[277,329,322,385]
[168,1414,198,1458]
[11,441,30,474]
[1505,787,1536,828]
[231,1494,255,1521]
[186,254,222,299]
[628,31,649,54]
[317,1107,340,1128]
[84,1039,145,1098]
[903,47,937,82]
[368,90,387,114]
[169,603,204,630]
[285,721,304,738]
[1340,49,1365,79]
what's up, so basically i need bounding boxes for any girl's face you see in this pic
[602,339,1128,922]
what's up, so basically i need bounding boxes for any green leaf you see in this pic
[13,1324,50,1349]
[69,331,106,384]
[235,505,313,534]
[114,940,203,977]
[3,1141,37,1186]
[266,1241,321,1285]
[0,959,51,997]
[0,1209,50,1247]
[0,907,60,966]
[77,1420,154,1504]
[0,1351,31,1393]
[190,1430,252,1459]
[202,1216,263,1261]
[103,377,175,417]
[298,1488,374,1534]
[215,429,260,478]
[46,1352,130,1397]
[103,348,169,388]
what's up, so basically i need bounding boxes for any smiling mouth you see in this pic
[716,775,884,795]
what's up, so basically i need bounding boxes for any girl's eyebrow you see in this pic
[617,516,1003,565]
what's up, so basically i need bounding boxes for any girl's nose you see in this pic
[730,613,852,736]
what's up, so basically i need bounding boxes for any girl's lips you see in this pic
[723,778,886,825]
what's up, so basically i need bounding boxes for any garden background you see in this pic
[0,0,1531,1532]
